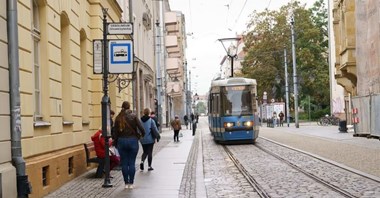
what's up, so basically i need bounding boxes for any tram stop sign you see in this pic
[108,40,134,74]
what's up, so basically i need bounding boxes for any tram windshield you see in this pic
[221,86,252,116]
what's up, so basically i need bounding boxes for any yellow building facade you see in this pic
[1,2,18,198]
[16,0,130,197]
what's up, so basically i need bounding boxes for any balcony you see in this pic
[167,81,183,97]
[166,35,180,54]
[166,58,180,74]
[165,12,179,33]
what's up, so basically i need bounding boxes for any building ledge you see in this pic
[34,121,51,127]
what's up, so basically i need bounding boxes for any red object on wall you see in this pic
[352,117,359,124]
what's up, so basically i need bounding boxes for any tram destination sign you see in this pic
[107,23,133,35]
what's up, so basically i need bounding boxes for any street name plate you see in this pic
[93,40,103,74]
[107,23,133,35]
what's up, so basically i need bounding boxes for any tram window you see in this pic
[222,87,252,116]
[212,94,220,114]
[252,93,257,112]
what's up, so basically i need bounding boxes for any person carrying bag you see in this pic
[139,108,160,171]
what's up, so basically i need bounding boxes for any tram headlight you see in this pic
[243,121,253,127]
[223,122,234,128]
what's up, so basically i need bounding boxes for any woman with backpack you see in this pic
[139,108,161,172]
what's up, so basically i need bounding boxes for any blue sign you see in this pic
[108,40,134,74]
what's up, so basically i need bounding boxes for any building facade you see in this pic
[164,10,187,120]
[1,2,18,197]
[333,0,380,136]
[1,0,189,197]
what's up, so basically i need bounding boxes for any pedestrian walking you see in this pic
[272,111,277,127]
[278,111,284,127]
[150,111,160,130]
[139,108,161,172]
[192,118,197,136]
[113,101,145,189]
[184,115,189,129]
[170,115,182,142]
[190,113,195,123]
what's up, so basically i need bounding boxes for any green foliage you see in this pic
[196,102,206,114]
[241,0,330,109]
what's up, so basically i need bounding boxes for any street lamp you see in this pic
[218,37,241,77]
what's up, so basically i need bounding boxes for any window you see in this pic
[32,0,41,120]
[221,86,252,116]
[68,157,74,175]
[32,0,39,31]
[42,166,49,186]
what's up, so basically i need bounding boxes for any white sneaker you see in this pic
[129,184,135,189]
[125,184,129,189]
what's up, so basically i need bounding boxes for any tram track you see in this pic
[223,138,380,198]
[254,143,358,198]
[223,146,271,198]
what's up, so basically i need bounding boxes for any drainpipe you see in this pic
[7,0,32,197]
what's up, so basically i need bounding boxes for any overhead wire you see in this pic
[230,0,248,32]
[266,0,272,10]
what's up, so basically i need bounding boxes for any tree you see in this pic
[241,0,329,109]
[196,101,206,114]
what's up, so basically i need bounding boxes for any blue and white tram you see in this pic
[208,77,260,144]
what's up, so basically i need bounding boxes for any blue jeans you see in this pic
[117,137,139,184]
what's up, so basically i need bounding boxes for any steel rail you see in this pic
[255,143,358,198]
[223,146,271,198]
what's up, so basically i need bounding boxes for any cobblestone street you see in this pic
[45,118,380,197]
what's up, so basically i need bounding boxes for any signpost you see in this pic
[94,8,134,188]
[107,23,133,35]
[108,40,134,74]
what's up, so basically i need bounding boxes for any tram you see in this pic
[208,77,260,144]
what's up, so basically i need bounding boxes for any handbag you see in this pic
[109,146,116,156]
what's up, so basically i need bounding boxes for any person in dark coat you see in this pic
[150,111,160,130]
[114,101,145,189]
[184,115,189,129]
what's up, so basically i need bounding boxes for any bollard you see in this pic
[339,120,348,132]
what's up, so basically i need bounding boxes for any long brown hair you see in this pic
[115,101,130,131]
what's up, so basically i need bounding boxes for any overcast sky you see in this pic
[168,0,320,95]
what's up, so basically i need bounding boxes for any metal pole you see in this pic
[155,21,162,133]
[8,0,31,196]
[184,61,189,118]
[309,95,311,123]
[128,0,137,114]
[230,55,234,77]
[101,8,112,188]
[284,48,290,127]
[189,70,192,130]
[327,0,333,116]
[290,17,299,128]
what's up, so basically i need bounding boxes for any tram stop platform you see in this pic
[44,126,204,198]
